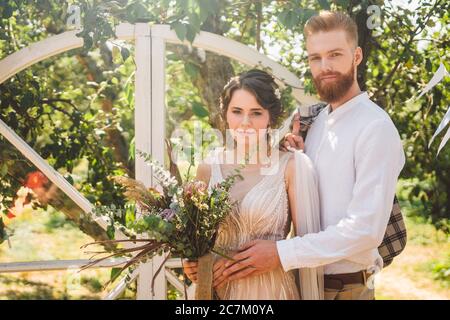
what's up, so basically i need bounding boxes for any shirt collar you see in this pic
[325,91,369,123]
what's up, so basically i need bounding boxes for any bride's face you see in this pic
[226,89,270,148]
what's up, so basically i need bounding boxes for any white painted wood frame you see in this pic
[0,22,317,300]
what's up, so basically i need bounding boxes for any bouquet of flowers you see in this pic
[81,150,242,299]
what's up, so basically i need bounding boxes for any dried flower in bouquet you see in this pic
[80,150,243,297]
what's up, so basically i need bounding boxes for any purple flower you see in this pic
[160,208,176,221]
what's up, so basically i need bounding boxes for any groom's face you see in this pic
[306,29,362,103]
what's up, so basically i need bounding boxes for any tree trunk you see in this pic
[348,0,378,94]
[167,14,235,138]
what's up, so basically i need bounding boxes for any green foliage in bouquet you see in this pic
[81,150,242,287]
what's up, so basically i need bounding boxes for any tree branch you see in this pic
[373,0,442,101]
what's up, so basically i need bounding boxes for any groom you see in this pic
[221,11,405,300]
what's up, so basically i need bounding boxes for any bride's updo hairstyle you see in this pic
[220,69,284,128]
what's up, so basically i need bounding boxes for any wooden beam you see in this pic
[0,258,128,273]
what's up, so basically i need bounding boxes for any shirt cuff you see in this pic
[276,239,298,272]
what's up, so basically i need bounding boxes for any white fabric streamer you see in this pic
[416,62,449,99]
[290,148,324,300]
[416,62,449,100]
[429,106,450,148]
[428,107,450,154]
[437,125,450,156]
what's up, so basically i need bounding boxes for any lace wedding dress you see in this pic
[206,149,300,300]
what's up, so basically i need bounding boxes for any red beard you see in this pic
[313,63,355,103]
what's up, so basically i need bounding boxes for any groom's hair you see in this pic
[304,11,358,48]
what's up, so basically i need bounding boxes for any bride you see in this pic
[183,69,323,300]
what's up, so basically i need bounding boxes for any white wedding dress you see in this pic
[205,148,322,300]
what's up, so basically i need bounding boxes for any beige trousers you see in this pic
[324,283,375,300]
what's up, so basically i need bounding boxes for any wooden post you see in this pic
[134,23,167,300]
[134,22,154,300]
[149,30,167,300]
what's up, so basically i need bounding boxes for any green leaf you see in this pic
[121,47,130,62]
[192,102,209,118]
[125,204,136,225]
[30,80,40,91]
[0,163,8,177]
[3,5,13,19]
[426,20,436,28]
[198,0,218,18]
[128,137,135,161]
[64,174,74,185]
[167,53,180,61]
[110,267,122,282]
[185,25,198,43]
[300,9,317,24]
[133,3,151,22]
[0,31,9,40]
[318,0,330,10]
[284,11,300,29]
[112,45,121,64]
[334,0,349,8]
[82,34,93,51]
[207,0,220,13]
[188,13,201,30]
[172,21,187,41]
[184,62,199,78]
[277,10,289,26]
[178,0,189,11]
[198,1,211,22]
[425,58,432,71]
[106,224,115,239]
[20,92,34,109]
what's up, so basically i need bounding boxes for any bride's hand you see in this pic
[182,260,198,284]
[183,256,234,287]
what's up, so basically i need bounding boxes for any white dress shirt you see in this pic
[277,92,405,275]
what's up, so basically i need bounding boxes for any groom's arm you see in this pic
[223,119,405,280]
[276,119,405,270]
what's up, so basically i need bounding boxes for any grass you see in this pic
[374,190,449,300]
[0,208,136,299]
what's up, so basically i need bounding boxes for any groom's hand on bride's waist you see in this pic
[221,240,281,282]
